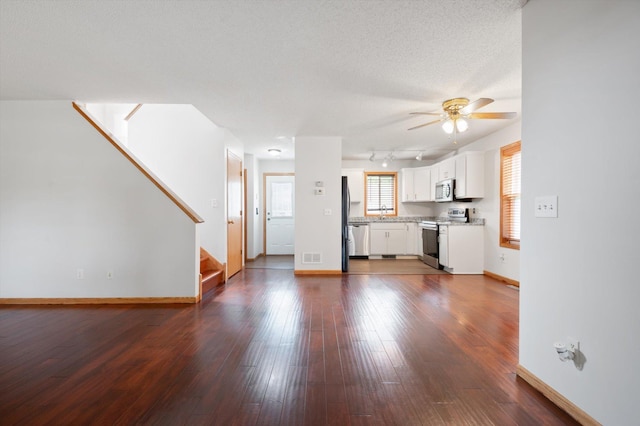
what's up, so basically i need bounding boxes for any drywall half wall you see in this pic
[0,101,197,298]
[126,104,231,263]
[294,137,341,272]
[521,1,640,424]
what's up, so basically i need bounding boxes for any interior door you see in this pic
[265,174,294,255]
[227,151,243,277]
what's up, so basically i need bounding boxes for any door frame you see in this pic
[263,172,295,255]
[227,150,243,278]
[243,168,248,264]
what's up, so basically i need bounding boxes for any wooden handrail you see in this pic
[72,102,204,224]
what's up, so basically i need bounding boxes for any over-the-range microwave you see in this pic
[435,178,455,202]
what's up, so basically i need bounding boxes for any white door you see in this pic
[266,175,295,255]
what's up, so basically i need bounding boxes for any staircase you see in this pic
[200,247,225,295]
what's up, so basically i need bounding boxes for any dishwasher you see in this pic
[350,224,370,258]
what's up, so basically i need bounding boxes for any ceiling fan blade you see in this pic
[468,112,517,119]
[460,98,494,114]
[410,112,442,116]
[408,118,443,130]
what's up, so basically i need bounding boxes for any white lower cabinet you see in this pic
[370,222,409,255]
[405,222,418,254]
[440,225,484,274]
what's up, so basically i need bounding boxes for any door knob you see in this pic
[227,220,235,224]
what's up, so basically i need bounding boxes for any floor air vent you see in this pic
[302,252,322,264]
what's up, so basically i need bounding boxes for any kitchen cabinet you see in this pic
[370,222,408,255]
[401,167,431,202]
[430,166,439,200]
[401,168,415,202]
[405,222,418,254]
[438,158,456,181]
[454,151,484,199]
[413,167,431,201]
[342,168,364,203]
[439,225,484,274]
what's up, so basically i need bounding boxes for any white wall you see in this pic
[521,2,640,424]
[85,103,138,145]
[294,137,342,271]
[244,153,260,259]
[0,101,197,298]
[126,104,231,263]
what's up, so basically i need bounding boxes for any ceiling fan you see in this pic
[408,97,516,137]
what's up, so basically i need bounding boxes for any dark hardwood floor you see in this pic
[0,270,578,425]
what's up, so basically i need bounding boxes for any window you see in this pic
[270,181,293,217]
[365,172,397,216]
[500,141,521,249]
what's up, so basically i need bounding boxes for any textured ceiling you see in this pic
[0,0,525,160]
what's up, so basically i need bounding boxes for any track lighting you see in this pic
[416,152,423,161]
[369,152,376,162]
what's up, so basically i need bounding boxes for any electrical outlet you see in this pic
[535,196,558,218]
[76,269,84,279]
[499,253,505,263]
[106,270,114,280]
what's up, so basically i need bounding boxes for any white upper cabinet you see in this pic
[413,167,431,201]
[430,166,439,200]
[401,166,431,202]
[342,168,364,203]
[401,168,415,202]
[399,150,485,203]
[438,158,456,181]
[454,151,484,199]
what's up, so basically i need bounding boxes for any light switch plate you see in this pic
[535,195,558,218]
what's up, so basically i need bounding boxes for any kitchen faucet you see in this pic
[380,204,387,219]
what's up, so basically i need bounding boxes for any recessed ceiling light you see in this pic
[268,148,282,156]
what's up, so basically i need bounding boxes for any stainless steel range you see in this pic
[419,208,468,269]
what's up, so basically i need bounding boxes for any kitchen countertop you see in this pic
[349,216,485,226]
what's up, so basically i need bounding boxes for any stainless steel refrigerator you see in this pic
[341,176,350,272]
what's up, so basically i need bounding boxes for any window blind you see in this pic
[501,141,521,248]
[365,173,396,215]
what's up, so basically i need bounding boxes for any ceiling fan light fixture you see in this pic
[442,119,454,134]
[456,118,469,133]
[268,148,281,156]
